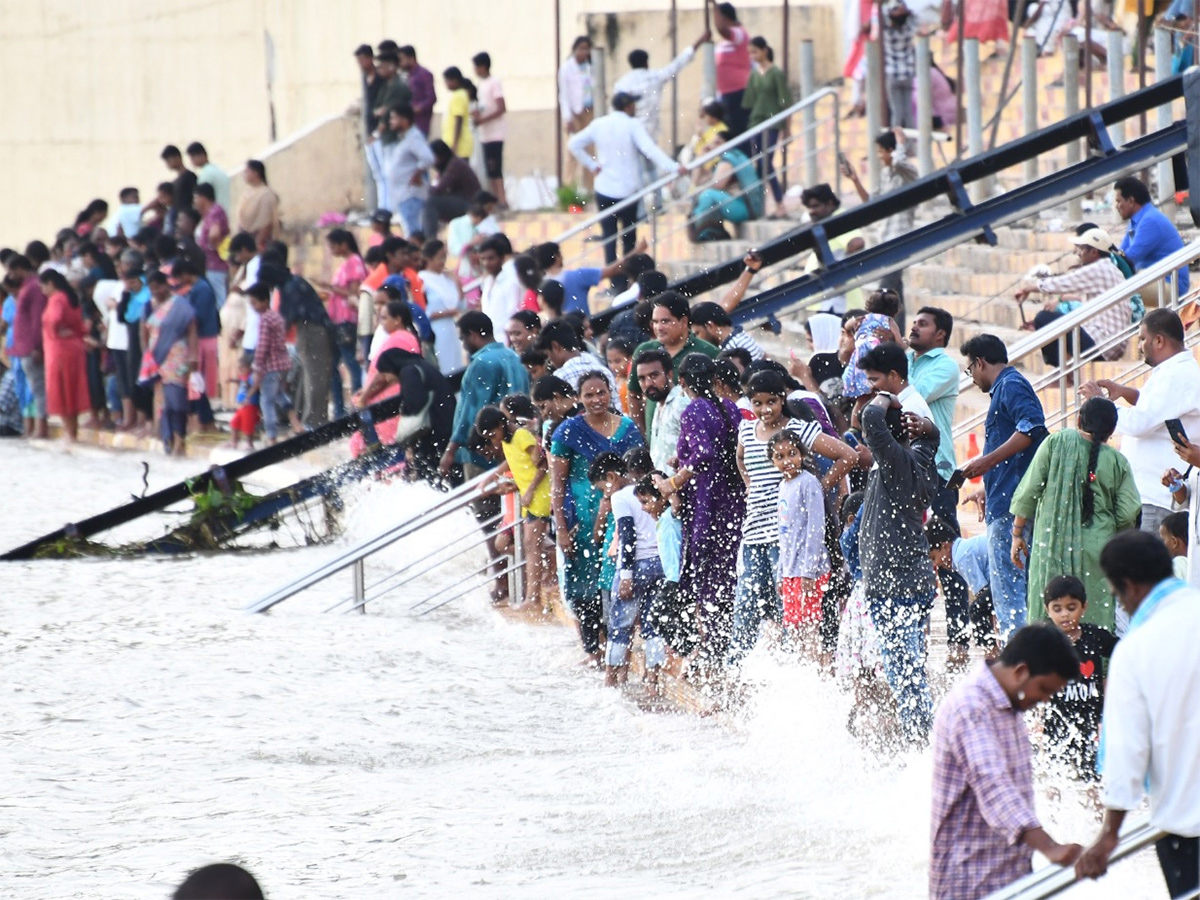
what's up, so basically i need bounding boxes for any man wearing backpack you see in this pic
[1014,227,1136,369]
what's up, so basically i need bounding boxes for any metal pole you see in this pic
[782,0,790,83]
[866,38,884,195]
[1108,29,1126,148]
[965,39,984,198]
[1084,0,1094,111]
[554,0,562,187]
[511,518,524,607]
[1155,25,1175,202]
[916,34,934,176]
[353,558,366,613]
[591,47,607,117]
[671,0,678,153]
[800,39,818,186]
[955,0,965,153]
[1022,36,1038,185]
[1138,0,1147,137]
[702,0,716,100]
[1063,34,1082,221]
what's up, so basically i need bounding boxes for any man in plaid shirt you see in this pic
[1015,227,1133,368]
[881,2,917,128]
[930,624,1083,900]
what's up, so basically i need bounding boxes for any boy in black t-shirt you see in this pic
[1039,575,1117,783]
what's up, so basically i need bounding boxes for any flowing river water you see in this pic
[0,441,1162,898]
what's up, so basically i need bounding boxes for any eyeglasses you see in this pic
[964,360,977,377]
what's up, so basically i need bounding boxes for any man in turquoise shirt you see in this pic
[439,310,529,475]
[907,306,960,530]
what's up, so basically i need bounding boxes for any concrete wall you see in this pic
[0,0,845,250]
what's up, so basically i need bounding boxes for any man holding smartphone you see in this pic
[1080,309,1200,563]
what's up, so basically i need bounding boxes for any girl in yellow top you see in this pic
[441,67,476,160]
[476,400,551,608]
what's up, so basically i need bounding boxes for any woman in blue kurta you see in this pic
[549,369,643,660]
[653,353,747,668]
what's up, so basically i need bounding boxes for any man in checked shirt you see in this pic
[929,624,1084,900]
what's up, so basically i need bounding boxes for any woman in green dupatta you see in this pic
[1009,397,1141,630]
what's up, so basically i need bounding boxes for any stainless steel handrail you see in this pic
[952,239,1200,438]
[245,468,494,614]
[552,86,841,249]
[983,818,1164,900]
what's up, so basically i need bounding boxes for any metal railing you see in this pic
[983,817,1164,900]
[553,86,842,273]
[952,240,1200,440]
[246,469,524,615]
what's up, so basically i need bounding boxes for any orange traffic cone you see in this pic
[967,433,983,483]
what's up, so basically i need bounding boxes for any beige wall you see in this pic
[0,0,845,250]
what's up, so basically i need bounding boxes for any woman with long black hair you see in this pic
[1009,396,1141,631]
[37,269,92,441]
[652,352,747,670]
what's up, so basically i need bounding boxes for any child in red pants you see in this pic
[770,428,831,659]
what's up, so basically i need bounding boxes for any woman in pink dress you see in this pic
[349,287,421,457]
[38,270,91,441]
[319,228,368,405]
[943,0,1011,45]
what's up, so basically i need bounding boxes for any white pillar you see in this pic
[965,39,985,200]
[1108,30,1126,147]
[799,39,818,186]
[866,39,883,195]
[1022,36,1039,184]
[1155,26,1175,201]
[916,34,934,176]
[1064,35,1082,221]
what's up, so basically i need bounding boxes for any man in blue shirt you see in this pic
[535,238,649,315]
[907,306,960,530]
[960,334,1048,642]
[1114,175,1189,301]
[171,259,220,431]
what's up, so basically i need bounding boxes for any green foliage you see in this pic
[556,183,591,211]
[185,476,259,527]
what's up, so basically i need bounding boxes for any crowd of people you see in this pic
[3,10,1199,896]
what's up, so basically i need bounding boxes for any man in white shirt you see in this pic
[471,52,508,209]
[478,234,521,344]
[1081,309,1200,536]
[383,105,436,237]
[634,347,690,474]
[1077,530,1200,898]
[612,32,710,143]
[559,36,595,191]
[568,92,686,277]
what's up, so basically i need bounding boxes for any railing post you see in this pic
[1022,36,1039,184]
[916,35,934,177]
[1107,30,1126,148]
[866,39,884,195]
[511,518,524,607]
[353,558,366,613]
[799,39,818,187]
[965,39,985,200]
[1064,34,1082,221]
[1154,26,1175,202]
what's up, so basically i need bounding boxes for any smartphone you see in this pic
[1166,418,1189,447]
[946,469,967,491]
